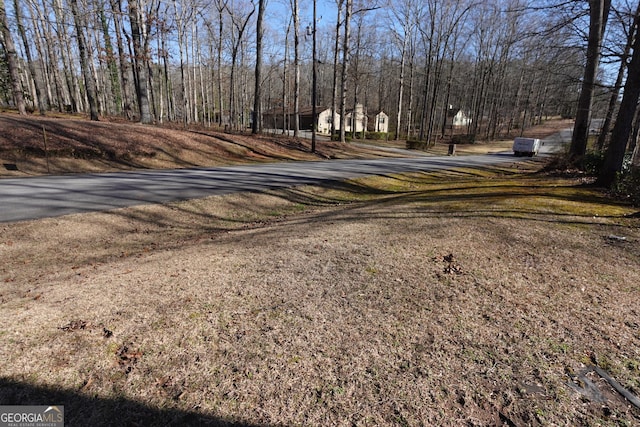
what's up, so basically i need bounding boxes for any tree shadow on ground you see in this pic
[84,167,636,243]
[80,169,636,258]
[0,378,264,427]
[3,164,637,275]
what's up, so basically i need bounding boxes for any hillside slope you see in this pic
[0,113,409,176]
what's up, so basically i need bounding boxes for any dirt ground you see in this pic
[1,114,639,425]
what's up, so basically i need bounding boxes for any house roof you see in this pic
[447,107,470,117]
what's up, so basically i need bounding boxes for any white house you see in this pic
[262,107,340,135]
[371,111,389,133]
[446,106,472,127]
[344,104,366,133]
[343,104,390,134]
[316,108,340,135]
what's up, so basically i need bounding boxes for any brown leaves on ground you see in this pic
[59,319,87,332]
[115,344,143,375]
[435,253,464,275]
[0,113,409,176]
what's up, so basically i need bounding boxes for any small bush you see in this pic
[582,150,605,175]
[366,132,388,140]
[406,140,428,150]
[451,134,475,144]
[612,165,640,206]
[331,133,352,142]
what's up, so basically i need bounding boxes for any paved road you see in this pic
[0,131,569,223]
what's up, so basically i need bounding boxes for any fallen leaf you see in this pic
[59,319,87,331]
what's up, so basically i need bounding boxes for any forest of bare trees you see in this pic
[0,0,639,170]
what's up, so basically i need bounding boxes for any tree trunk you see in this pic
[252,0,265,134]
[351,19,362,138]
[632,106,640,167]
[569,0,611,163]
[596,2,640,151]
[70,0,99,121]
[339,0,352,143]
[282,20,290,134]
[191,22,197,123]
[173,0,188,124]
[86,10,104,117]
[330,0,343,137]
[395,28,408,140]
[407,39,415,138]
[54,0,82,112]
[13,0,45,114]
[598,8,640,186]
[129,0,152,124]
[30,0,64,111]
[227,3,255,130]
[216,0,227,126]
[311,0,318,151]
[147,56,157,120]
[110,0,133,120]
[0,0,26,114]
[293,0,300,137]
[418,44,433,141]
[99,3,122,115]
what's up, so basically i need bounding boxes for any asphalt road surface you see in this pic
[0,131,569,223]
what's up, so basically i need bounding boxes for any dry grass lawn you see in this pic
[1,164,640,426]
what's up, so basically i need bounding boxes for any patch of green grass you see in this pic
[188,311,203,320]
[316,169,636,223]
[546,339,570,355]
[365,265,378,275]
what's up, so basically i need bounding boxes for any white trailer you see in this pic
[512,137,541,157]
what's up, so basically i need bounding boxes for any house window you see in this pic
[379,116,385,124]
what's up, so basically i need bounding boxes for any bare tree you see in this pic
[110,0,134,119]
[339,0,352,143]
[98,0,123,116]
[173,0,191,124]
[596,2,640,151]
[129,0,153,123]
[598,5,640,186]
[282,18,291,134]
[330,0,344,137]
[388,0,418,140]
[291,0,300,136]
[226,0,255,130]
[13,0,45,114]
[54,0,83,113]
[0,0,26,114]
[0,0,602,141]
[252,0,265,134]
[70,0,100,121]
[27,0,65,112]
[213,0,228,126]
[569,0,612,163]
